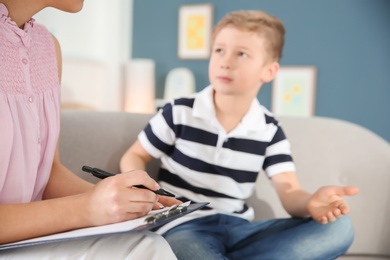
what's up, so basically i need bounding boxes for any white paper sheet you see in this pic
[0,201,196,250]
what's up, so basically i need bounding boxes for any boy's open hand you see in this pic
[307,186,359,224]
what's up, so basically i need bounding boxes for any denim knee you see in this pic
[327,215,354,250]
[311,215,354,259]
[287,216,354,260]
[164,229,227,260]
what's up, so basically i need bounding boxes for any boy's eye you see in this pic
[215,48,224,54]
[239,52,248,58]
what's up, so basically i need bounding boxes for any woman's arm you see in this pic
[43,34,93,198]
[0,192,88,244]
[0,170,161,244]
[43,143,93,199]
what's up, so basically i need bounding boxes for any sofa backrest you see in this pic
[60,111,155,184]
[60,111,390,256]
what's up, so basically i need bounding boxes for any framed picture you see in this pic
[272,66,317,117]
[178,4,213,59]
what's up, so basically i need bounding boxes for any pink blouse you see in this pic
[0,4,61,203]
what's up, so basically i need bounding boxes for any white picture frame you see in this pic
[272,66,317,117]
[178,4,213,59]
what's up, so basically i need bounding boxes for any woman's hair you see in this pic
[211,10,285,62]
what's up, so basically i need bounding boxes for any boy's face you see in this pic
[209,26,277,98]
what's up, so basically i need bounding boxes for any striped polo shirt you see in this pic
[139,85,295,224]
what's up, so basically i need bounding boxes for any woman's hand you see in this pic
[83,170,162,226]
[153,196,183,210]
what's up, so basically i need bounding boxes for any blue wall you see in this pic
[132,0,390,143]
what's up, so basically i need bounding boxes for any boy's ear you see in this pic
[261,61,279,83]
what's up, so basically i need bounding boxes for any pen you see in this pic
[81,165,176,197]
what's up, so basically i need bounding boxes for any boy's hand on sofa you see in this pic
[307,186,359,224]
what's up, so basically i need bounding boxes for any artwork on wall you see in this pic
[272,66,317,117]
[178,4,213,59]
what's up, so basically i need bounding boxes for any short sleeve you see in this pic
[262,124,296,177]
[138,103,177,159]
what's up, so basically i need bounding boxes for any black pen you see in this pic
[82,165,176,197]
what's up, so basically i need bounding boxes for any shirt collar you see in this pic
[192,85,216,121]
[0,3,34,48]
[192,85,267,132]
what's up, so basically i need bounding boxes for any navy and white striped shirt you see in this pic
[139,86,295,223]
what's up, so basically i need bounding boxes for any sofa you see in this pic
[60,110,390,259]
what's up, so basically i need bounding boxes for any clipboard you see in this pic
[0,201,208,250]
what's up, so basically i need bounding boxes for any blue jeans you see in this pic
[163,214,354,260]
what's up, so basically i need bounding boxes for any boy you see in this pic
[120,10,359,259]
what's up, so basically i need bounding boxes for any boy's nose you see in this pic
[220,57,232,69]
[221,64,230,69]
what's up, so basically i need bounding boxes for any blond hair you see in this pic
[211,10,285,62]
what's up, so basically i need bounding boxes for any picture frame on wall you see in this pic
[178,4,213,59]
[272,66,317,117]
